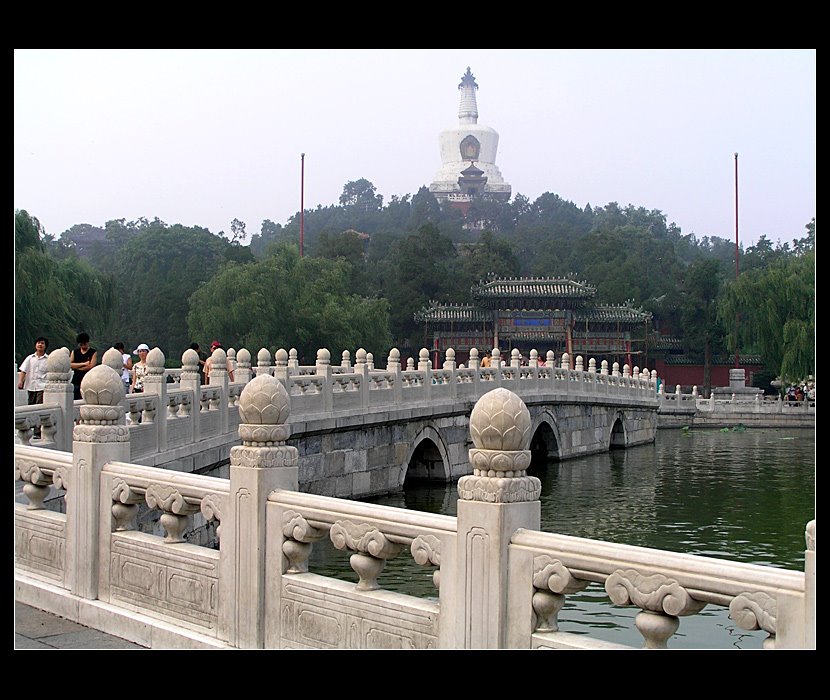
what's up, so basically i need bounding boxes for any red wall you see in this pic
[654,360,760,390]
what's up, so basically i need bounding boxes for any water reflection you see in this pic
[312,427,816,649]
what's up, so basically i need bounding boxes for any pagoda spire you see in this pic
[458,67,479,124]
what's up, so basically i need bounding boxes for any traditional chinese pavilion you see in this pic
[415,275,653,369]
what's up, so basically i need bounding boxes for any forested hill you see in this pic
[15,179,814,387]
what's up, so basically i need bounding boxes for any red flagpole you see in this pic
[734,152,740,367]
[300,153,305,257]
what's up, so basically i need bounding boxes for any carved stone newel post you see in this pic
[42,347,74,451]
[71,364,129,599]
[454,387,541,648]
[219,374,298,649]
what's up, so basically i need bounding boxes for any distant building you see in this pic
[429,67,511,216]
[415,275,653,369]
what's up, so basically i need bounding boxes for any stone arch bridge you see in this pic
[14,345,657,499]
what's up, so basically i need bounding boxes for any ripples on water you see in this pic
[309,427,815,650]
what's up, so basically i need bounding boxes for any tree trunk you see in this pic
[703,338,712,398]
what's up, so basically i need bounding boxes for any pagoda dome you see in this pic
[429,67,511,202]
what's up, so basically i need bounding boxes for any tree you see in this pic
[15,210,114,363]
[456,230,520,287]
[385,224,460,350]
[680,259,727,397]
[187,244,391,360]
[719,248,815,385]
[339,178,383,212]
[229,218,247,244]
[408,186,442,228]
[108,222,235,358]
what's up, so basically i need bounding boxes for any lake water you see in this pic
[308,426,816,649]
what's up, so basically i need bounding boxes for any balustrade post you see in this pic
[491,348,503,389]
[387,348,403,403]
[805,520,816,648]
[316,349,333,412]
[208,348,230,435]
[418,348,433,401]
[468,348,481,397]
[69,365,130,599]
[180,348,201,442]
[511,348,521,368]
[235,348,252,385]
[256,347,273,377]
[272,349,289,386]
[341,350,352,371]
[41,347,74,452]
[444,348,457,399]
[529,349,539,368]
[355,348,369,409]
[143,347,168,450]
[288,348,299,369]
[454,388,541,649]
[219,374,298,649]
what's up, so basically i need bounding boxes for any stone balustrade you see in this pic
[14,366,815,650]
[15,345,659,457]
[656,384,815,429]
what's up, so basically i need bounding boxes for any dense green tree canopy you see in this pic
[106,221,241,359]
[719,249,815,384]
[15,210,114,364]
[187,243,391,360]
[16,187,813,381]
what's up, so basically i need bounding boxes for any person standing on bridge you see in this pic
[70,332,97,401]
[131,344,150,393]
[18,336,49,409]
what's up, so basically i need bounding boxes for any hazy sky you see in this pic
[14,49,815,248]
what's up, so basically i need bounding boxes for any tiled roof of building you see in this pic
[471,275,596,302]
[574,303,652,324]
[663,354,763,366]
[414,303,490,324]
[651,335,684,351]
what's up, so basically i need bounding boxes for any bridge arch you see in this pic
[609,411,627,450]
[529,411,562,470]
[401,425,451,487]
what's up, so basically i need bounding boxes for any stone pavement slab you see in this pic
[14,601,147,650]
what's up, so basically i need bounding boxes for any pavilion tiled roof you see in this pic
[663,354,763,366]
[414,302,490,324]
[574,303,653,324]
[472,275,596,300]
[651,335,684,351]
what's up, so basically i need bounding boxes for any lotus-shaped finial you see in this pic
[469,388,531,451]
[238,374,290,425]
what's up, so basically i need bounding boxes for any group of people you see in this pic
[18,335,235,415]
[17,333,102,404]
[786,382,815,402]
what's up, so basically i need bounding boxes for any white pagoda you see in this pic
[429,67,512,211]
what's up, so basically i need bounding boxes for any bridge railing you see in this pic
[16,345,658,455]
[14,371,815,649]
[655,386,816,416]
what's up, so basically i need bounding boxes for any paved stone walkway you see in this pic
[14,601,147,650]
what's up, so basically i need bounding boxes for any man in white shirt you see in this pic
[18,336,49,405]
